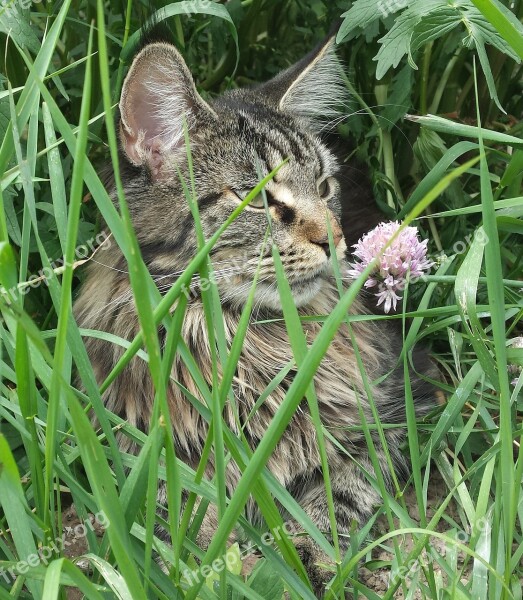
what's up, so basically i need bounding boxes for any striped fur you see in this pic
[74,36,437,596]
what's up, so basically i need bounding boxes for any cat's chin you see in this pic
[287,276,326,308]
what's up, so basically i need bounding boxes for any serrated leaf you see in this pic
[408,8,461,67]
[0,4,40,54]
[337,0,388,43]
[371,0,521,114]
[462,7,520,112]
[374,0,446,78]
[470,0,523,60]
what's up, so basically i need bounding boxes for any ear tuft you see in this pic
[258,37,349,129]
[119,42,215,178]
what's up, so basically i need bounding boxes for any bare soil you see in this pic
[63,473,470,599]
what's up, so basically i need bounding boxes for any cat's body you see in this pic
[75,35,437,596]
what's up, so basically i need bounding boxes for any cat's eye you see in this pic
[317,178,332,199]
[249,193,266,209]
[235,190,266,209]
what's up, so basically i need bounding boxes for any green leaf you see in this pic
[469,0,523,61]
[0,239,18,293]
[249,559,285,600]
[500,150,523,191]
[42,103,68,252]
[463,8,520,112]
[454,227,499,387]
[226,543,243,577]
[374,0,447,79]
[0,434,42,597]
[81,554,135,599]
[398,140,478,220]
[366,0,520,113]
[42,559,106,600]
[405,114,523,148]
[413,127,448,171]
[473,61,515,566]
[408,8,461,66]
[0,3,40,54]
[337,0,390,43]
[64,389,147,598]
[0,76,11,152]
[380,65,414,128]
[470,507,492,600]
[205,543,243,591]
[1,185,21,247]
[0,0,73,182]
[496,216,523,235]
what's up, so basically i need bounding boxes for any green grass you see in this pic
[0,1,522,599]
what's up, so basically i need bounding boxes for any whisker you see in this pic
[90,259,130,275]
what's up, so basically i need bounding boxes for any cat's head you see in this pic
[118,36,348,310]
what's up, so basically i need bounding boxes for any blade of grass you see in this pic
[454,229,499,387]
[397,141,478,219]
[96,3,176,590]
[0,434,42,597]
[62,389,146,597]
[271,243,341,571]
[42,559,106,600]
[405,114,523,148]
[473,59,515,594]
[42,102,68,252]
[44,25,94,531]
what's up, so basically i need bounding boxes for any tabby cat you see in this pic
[74,34,437,596]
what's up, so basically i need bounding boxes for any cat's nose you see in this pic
[309,214,343,256]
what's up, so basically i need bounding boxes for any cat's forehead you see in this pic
[202,95,336,178]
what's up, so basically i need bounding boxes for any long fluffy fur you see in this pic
[75,37,437,597]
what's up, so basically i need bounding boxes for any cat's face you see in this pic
[118,39,347,310]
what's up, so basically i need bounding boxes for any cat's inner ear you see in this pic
[259,37,347,126]
[119,42,215,177]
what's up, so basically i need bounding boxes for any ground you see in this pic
[62,471,475,599]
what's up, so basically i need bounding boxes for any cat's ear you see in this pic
[119,42,215,176]
[259,36,347,125]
